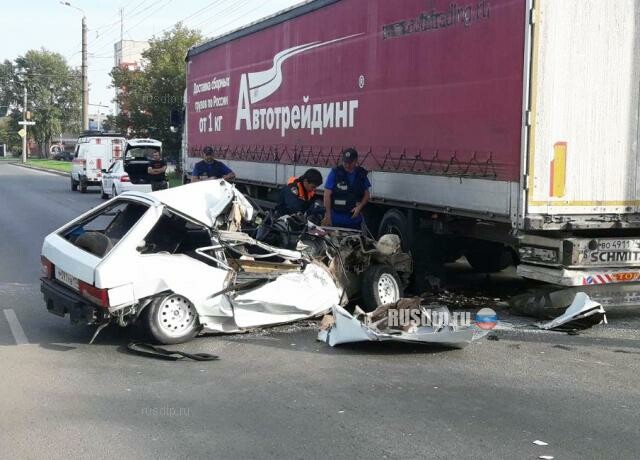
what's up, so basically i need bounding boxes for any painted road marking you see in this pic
[3,309,28,345]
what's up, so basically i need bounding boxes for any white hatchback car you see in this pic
[40,181,411,344]
[100,159,153,199]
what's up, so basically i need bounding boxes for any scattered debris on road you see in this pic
[317,299,484,348]
[536,293,607,332]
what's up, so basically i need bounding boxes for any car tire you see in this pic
[71,176,78,191]
[100,185,108,199]
[144,293,200,344]
[112,185,118,197]
[360,264,403,312]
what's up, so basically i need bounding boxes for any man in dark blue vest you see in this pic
[322,148,371,229]
[191,146,235,182]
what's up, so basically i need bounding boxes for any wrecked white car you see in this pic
[40,180,412,344]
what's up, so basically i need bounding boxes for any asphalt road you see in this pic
[1,162,639,460]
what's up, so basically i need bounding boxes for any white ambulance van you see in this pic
[70,132,126,193]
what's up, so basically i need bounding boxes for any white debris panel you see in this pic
[537,292,607,331]
[318,303,480,349]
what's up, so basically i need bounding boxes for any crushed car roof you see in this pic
[128,180,254,228]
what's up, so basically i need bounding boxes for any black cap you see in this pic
[203,146,214,155]
[341,148,358,163]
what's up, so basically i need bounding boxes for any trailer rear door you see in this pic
[526,0,640,216]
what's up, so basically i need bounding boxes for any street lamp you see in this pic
[60,1,88,132]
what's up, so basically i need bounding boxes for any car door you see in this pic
[112,162,124,195]
[104,161,118,192]
[72,145,82,180]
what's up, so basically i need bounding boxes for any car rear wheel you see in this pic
[360,264,403,312]
[100,184,108,199]
[71,176,78,191]
[144,293,200,344]
[112,185,118,197]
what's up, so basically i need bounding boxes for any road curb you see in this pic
[8,162,70,177]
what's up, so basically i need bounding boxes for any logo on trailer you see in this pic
[235,33,363,137]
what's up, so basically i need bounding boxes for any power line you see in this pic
[127,0,225,46]
[90,0,174,56]
[190,0,246,30]
[199,0,273,37]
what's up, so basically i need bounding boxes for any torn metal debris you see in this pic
[536,292,607,332]
[318,299,482,348]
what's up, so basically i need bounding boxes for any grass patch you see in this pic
[25,159,72,173]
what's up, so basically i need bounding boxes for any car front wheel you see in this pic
[360,264,403,312]
[144,293,200,344]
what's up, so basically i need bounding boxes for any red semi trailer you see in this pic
[181,0,640,307]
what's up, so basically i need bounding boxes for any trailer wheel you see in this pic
[378,209,413,251]
[144,293,200,344]
[360,265,403,312]
[464,241,514,273]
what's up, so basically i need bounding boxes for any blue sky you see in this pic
[0,0,302,115]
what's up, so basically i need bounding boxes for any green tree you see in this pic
[0,50,81,157]
[111,23,201,161]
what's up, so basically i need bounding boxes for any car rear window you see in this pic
[60,200,149,258]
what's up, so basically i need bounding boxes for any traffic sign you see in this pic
[18,121,36,126]
[18,128,26,138]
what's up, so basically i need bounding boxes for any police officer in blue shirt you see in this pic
[322,148,371,229]
[191,146,236,182]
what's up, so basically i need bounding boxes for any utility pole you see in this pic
[82,15,88,131]
[22,88,27,164]
[60,2,88,131]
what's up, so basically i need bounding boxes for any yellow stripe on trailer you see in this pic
[550,141,567,198]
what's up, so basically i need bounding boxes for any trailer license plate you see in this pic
[55,266,79,290]
[587,239,640,264]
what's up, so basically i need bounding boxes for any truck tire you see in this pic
[360,264,403,312]
[71,176,78,191]
[464,241,514,273]
[378,209,413,251]
[144,293,200,344]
